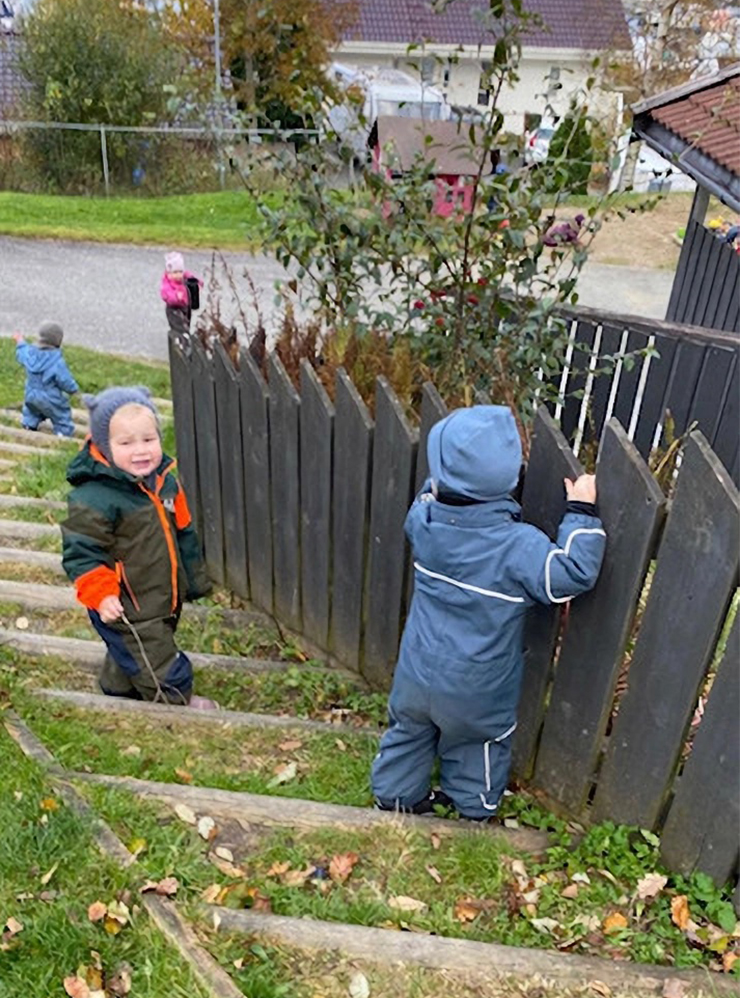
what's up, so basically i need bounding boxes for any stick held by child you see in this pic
[371,405,606,820]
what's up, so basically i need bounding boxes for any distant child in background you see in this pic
[14,321,79,437]
[61,386,216,708]
[160,251,202,351]
[372,405,606,820]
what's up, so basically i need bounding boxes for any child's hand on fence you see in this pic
[564,474,597,504]
[12,332,23,344]
[98,594,124,623]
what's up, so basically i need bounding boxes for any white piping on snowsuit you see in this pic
[414,562,525,603]
[544,527,606,604]
[480,722,518,812]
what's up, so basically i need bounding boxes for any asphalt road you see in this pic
[0,236,674,361]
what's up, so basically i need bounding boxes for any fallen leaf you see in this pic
[722,952,738,973]
[348,970,370,998]
[453,897,493,922]
[603,912,628,934]
[198,815,217,841]
[174,803,197,825]
[268,761,298,787]
[174,767,193,783]
[214,846,234,863]
[201,883,222,904]
[503,817,519,828]
[121,745,141,757]
[278,739,303,752]
[662,979,688,998]
[598,869,618,885]
[329,852,359,884]
[107,965,133,996]
[87,901,107,923]
[561,884,579,899]
[63,977,91,998]
[13,791,22,801]
[531,917,562,934]
[40,862,59,886]
[430,832,441,850]
[40,797,60,811]
[388,895,427,913]
[573,914,601,934]
[106,900,130,928]
[15,616,29,630]
[5,916,23,936]
[589,983,612,997]
[233,957,244,970]
[425,865,442,884]
[140,877,178,897]
[335,738,347,751]
[207,852,246,878]
[671,895,691,931]
[636,872,668,900]
[266,860,291,877]
[510,859,527,878]
[38,890,58,902]
[571,872,591,884]
[282,865,316,887]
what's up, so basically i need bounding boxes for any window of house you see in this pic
[477,61,491,105]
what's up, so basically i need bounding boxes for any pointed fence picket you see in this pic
[169,325,739,904]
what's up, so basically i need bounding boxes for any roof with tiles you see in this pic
[342,0,632,50]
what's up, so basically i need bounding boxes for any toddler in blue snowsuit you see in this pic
[372,406,606,820]
[14,322,79,437]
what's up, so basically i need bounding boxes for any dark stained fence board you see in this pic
[666,219,700,322]
[191,342,225,585]
[588,324,624,443]
[168,334,201,537]
[268,354,301,632]
[511,407,582,780]
[592,432,740,828]
[687,345,739,448]
[611,329,649,434]
[673,224,711,326]
[330,370,373,671]
[712,363,740,485]
[658,339,706,442]
[714,246,740,333]
[561,321,597,445]
[660,616,739,887]
[239,352,273,615]
[415,383,447,493]
[213,344,249,599]
[701,242,732,330]
[692,236,721,328]
[532,420,666,814]
[363,377,417,689]
[299,361,334,650]
[631,333,678,459]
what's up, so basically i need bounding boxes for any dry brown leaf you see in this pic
[87,901,107,923]
[5,916,23,936]
[197,815,217,841]
[201,883,222,903]
[510,859,527,878]
[602,912,628,934]
[121,745,141,757]
[329,852,359,884]
[266,860,291,877]
[335,738,347,751]
[174,803,197,825]
[636,872,668,901]
[589,983,612,997]
[214,846,234,863]
[63,977,90,998]
[140,877,178,897]
[425,864,442,884]
[661,979,688,998]
[671,895,691,931]
[174,767,193,783]
[40,862,59,886]
[107,965,133,997]
[207,852,246,878]
[278,739,303,752]
[388,895,427,913]
[40,797,60,811]
[233,957,244,970]
[453,897,491,923]
[561,884,579,899]
[268,761,298,786]
[430,832,441,850]
[722,952,738,973]
[282,865,316,887]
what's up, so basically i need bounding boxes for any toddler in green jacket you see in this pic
[61,386,216,707]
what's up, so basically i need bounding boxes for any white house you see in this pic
[333,0,632,134]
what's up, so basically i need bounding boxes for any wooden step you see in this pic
[0,517,58,540]
[67,769,550,853]
[0,547,65,573]
[211,908,735,997]
[0,628,293,673]
[0,494,66,512]
[0,459,17,472]
[32,688,374,736]
[0,408,86,438]
[0,423,73,448]
[0,440,65,458]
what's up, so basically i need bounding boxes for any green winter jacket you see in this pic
[61,440,211,621]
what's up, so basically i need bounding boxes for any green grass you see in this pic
[0,726,213,998]
[0,190,282,248]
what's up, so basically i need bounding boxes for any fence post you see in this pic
[190,341,225,585]
[240,351,273,615]
[167,332,200,535]
[99,125,110,197]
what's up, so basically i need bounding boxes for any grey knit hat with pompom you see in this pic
[84,386,159,461]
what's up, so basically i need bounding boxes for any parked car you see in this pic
[523,124,555,165]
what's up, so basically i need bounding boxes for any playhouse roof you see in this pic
[342,0,631,51]
[372,117,493,176]
[632,63,740,212]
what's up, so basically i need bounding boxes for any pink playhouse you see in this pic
[369,116,494,217]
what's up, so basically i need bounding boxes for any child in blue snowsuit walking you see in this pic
[372,405,606,821]
[14,322,79,437]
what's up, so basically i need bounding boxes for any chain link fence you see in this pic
[0,120,319,195]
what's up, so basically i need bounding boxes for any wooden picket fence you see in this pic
[169,321,739,897]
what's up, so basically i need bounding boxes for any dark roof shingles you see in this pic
[651,75,740,176]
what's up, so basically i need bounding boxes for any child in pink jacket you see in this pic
[160,252,202,352]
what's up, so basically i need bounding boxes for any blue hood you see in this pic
[19,344,61,380]
[427,406,521,500]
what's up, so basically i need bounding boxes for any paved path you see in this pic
[0,236,674,361]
